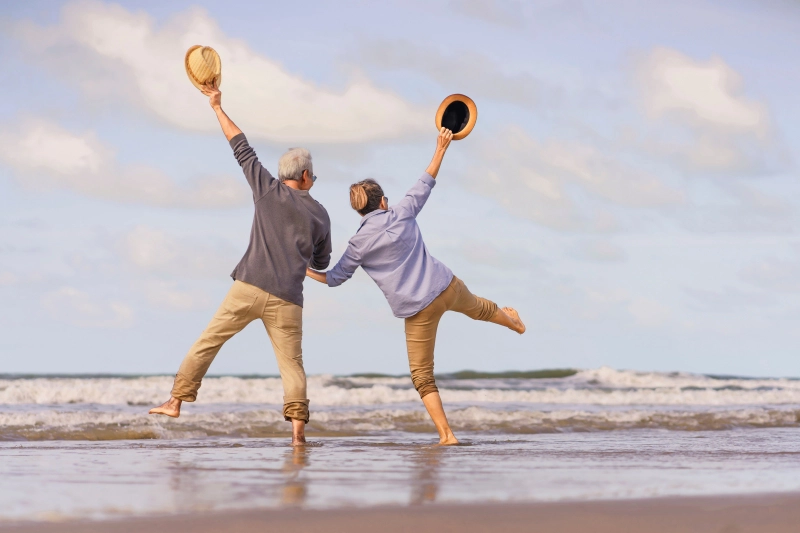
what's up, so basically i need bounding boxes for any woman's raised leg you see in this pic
[449,277,526,334]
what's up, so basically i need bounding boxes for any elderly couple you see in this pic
[149,84,526,445]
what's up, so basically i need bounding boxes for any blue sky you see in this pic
[1,0,799,377]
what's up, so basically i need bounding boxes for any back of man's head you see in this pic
[278,148,312,182]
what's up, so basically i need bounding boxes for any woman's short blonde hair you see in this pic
[350,179,384,216]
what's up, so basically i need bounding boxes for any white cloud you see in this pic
[11,0,427,143]
[0,118,249,208]
[466,127,684,230]
[639,47,767,134]
[121,225,237,279]
[0,272,18,286]
[635,47,781,175]
[42,286,134,328]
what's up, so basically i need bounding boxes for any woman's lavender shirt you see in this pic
[325,173,454,318]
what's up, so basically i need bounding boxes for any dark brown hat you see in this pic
[435,94,477,140]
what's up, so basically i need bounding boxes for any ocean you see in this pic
[2,367,799,440]
[2,367,800,522]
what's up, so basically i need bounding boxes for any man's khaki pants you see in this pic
[171,280,309,422]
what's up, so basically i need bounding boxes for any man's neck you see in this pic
[282,180,310,192]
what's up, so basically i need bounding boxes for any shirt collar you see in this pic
[358,209,388,230]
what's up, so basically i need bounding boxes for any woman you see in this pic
[306,127,526,445]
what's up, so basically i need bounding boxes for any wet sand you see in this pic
[3,493,800,533]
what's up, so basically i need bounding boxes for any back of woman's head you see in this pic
[349,179,384,216]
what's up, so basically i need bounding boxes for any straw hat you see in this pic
[435,94,477,140]
[184,45,221,91]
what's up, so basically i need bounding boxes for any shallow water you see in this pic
[2,429,800,522]
[3,368,800,522]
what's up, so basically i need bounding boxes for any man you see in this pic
[149,81,332,446]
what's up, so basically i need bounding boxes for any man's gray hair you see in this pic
[278,147,313,182]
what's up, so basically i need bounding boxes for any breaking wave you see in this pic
[1,367,798,440]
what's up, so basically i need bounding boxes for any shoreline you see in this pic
[3,492,800,533]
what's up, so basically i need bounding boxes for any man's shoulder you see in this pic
[305,195,330,218]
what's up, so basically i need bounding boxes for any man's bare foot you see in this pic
[148,397,181,418]
[503,307,526,334]
[291,419,306,446]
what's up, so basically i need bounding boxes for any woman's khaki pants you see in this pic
[404,276,498,398]
[171,280,310,422]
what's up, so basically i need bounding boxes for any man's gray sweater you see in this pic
[228,133,331,307]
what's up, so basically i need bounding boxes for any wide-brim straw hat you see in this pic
[185,45,222,91]
[435,94,477,140]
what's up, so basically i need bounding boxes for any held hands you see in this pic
[199,80,222,109]
[306,267,328,284]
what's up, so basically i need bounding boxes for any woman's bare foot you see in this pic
[502,307,526,334]
[148,397,182,418]
[436,432,459,446]
[291,419,306,446]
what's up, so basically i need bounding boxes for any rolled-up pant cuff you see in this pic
[171,373,200,402]
[414,380,439,399]
[475,298,499,322]
[283,399,310,423]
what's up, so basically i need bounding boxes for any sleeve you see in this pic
[394,173,437,218]
[229,133,277,201]
[310,226,332,271]
[325,242,362,288]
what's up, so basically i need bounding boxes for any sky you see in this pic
[1,0,799,377]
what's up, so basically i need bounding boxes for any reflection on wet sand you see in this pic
[167,451,206,512]
[409,446,444,505]
[281,445,310,506]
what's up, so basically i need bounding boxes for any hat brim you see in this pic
[185,45,222,92]
[435,94,477,140]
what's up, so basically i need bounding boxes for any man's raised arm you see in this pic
[201,82,241,141]
[200,82,275,200]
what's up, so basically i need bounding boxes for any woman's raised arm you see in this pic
[424,127,453,179]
